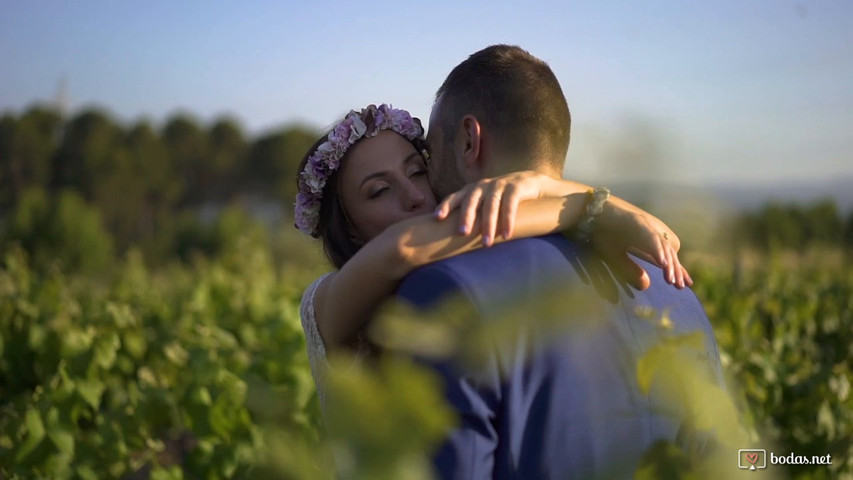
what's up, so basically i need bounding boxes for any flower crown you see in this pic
[295,104,426,237]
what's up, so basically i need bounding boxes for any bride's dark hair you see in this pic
[296,129,427,269]
[296,133,359,269]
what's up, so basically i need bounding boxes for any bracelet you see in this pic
[573,186,611,242]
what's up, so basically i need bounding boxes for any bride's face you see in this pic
[338,130,437,242]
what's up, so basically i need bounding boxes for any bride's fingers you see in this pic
[627,247,656,267]
[666,243,691,289]
[663,240,675,285]
[435,184,472,220]
[637,231,667,269]
[499,183,521,239]
[458,186,484,235]
[435,192,458,220]
[434,197,453,220]
[654,236,668,268]
[683,266,694,287]
[481,185,504,246]
[610,252,651,291]
[629,222,667,269]
[670,244,685,289]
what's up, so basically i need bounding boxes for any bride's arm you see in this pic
[315,172,689,352]
[436,172,681,252]
[313,193,593,351]
[435,171,690,290]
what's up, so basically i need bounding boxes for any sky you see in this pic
[2,1,851,186]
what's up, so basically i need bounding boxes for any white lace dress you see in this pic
[299,272,369,413]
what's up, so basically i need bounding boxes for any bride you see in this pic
[295,104,690,409]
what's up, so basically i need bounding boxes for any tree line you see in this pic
[1,105,319,268]
[2,104,851,272]
[735,200,853,252]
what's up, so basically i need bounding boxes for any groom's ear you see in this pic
[458,114,484,177]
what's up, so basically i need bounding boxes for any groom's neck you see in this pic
[481,151,563,180]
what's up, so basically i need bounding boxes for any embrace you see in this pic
[296,45,725,479]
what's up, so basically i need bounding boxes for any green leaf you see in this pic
[122,330,147,359]
[636,344,665,395]
[163,341,189,366]
[817,400,835,440]
[77,378,106,409]
[75,464,99,480]
[150,464,184,480]
[45,407,75,456]
[48,428,75,456]
[636,332,705,394]
[61,325,94,357]
[15,407,46,463]
[93,331,120,369]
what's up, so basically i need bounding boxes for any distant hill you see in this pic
[595,176,852,250]
[608,176,853,215]
[703,176,853,213]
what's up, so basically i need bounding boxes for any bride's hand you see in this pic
[592,202,692,290]
[434,171,564,246]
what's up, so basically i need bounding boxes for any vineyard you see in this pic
[0,227,851,479]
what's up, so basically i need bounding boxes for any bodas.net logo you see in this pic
[738,449,767,471]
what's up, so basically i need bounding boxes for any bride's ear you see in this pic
[458,114,483,176]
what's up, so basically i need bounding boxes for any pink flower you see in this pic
[295,192,322,235]
[331,121,350,145]
[373,108,386,129]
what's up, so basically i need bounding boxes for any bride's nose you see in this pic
[400,180,426,211]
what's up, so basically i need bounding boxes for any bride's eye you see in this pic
[407,160,428,178]
[369,186,389,199]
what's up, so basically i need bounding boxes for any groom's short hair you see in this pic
[436,45,571,172]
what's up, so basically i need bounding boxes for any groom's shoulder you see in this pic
[397,234,584,309]
[416,234,580,280]
[451,233,584,274]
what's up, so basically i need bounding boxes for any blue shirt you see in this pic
[396,234,724,480]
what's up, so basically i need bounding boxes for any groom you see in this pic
[396,45,726,479]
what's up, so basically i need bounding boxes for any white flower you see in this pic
[349,116,367,143]
[305,174,325,194]
[317,141,334,154]
[302,200,320,217]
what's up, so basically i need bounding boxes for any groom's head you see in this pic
[426,44,571,199]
